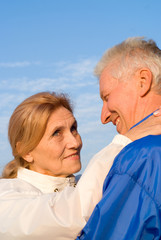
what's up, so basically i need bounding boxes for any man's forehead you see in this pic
[100,69,119,92]
[100,66,110,79]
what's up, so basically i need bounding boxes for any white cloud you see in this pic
[0,58,97,92]
[0,92,29,113]
[60,59,96,76]
[52,58,97,80]
[0,116,9,135]
[0,61,40,68]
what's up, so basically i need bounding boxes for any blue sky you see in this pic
[0,0,161,174]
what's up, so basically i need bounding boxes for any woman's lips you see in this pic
[64,152,80,160]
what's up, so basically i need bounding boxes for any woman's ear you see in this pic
[22,153,34,163]
[16,142,34,163]
[138,68,153,97]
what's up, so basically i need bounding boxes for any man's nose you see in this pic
[101,102,111,124]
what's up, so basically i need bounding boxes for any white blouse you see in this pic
[17,167,78,193]
[0,134,131,240]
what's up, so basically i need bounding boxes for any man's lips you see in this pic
[112,116,120,126]
[116,117,120,126]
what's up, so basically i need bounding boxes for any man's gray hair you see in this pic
[94,37,161,93]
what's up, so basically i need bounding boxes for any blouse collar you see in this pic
[17,167,76,193]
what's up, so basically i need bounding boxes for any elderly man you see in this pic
[77,37,161,239]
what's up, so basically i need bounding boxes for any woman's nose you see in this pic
[66,132,82,149]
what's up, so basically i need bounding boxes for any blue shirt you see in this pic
[77,135,161,240]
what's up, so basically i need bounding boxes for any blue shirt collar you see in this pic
[130,109,158,130]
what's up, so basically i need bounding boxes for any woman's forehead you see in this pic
[48,107,75,127]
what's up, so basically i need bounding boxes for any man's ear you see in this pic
[138,68,153,97]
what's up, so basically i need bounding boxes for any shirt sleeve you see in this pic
[73,134,132,223]
[77,173,160,240]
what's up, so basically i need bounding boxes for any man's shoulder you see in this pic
[114,134,161,169]
[108,135,161,202]
[113,134,161,172]
[129,134,161,150]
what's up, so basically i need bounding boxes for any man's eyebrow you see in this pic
[100,91,108,100]
[100,91,104,99]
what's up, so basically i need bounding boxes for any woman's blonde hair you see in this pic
[2,91,73,179]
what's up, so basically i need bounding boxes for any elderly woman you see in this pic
[0,91,161,240]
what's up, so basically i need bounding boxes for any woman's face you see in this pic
[25,107,82,177]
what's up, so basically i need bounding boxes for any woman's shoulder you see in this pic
[0,178,42,197]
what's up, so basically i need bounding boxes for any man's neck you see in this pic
[130,111,157,130]
[135,92,161,126]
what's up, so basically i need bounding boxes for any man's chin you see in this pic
[116,125,127,135]
[116,122,122,134]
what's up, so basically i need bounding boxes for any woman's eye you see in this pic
[52,130,60,137]
[71,125,78,134]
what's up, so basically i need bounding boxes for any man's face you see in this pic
[99,65,139,134]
